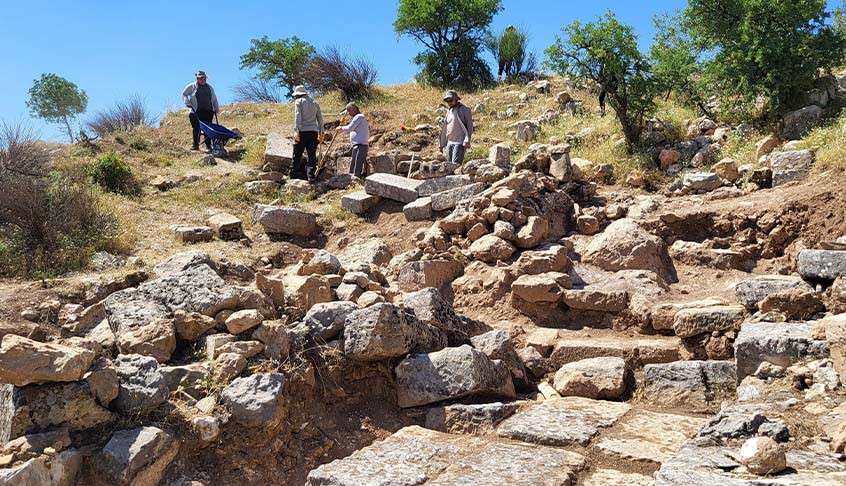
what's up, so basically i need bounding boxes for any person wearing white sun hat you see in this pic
[291,85,324,182]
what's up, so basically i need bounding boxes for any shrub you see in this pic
[233,78,286,103]
[86,96,156,137]
[303,47,379,101]
[240,36,316,97]
[394,0,501,90]
[89,151,138,195]
[485,25,536,81]
[0,124,120,277]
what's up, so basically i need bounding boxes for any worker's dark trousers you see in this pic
[292,131,319,181]
[349,144,369,177]
[189,109,214,148]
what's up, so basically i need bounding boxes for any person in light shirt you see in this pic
[438,90,473,165]
[335,102,370,178]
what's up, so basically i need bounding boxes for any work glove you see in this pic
[318,132,325,143]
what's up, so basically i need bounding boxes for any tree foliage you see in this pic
[26,73,88,142]
[394,0,501,90]
[650,13,709,115]
[240,36,316,97]
[545,12,656,153]
[303,47,379,101]
[684,0,845,115]
[485,25,536,80]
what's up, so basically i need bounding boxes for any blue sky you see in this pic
[1,0,832,139]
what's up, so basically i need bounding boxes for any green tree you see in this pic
[394,0,502,90]
[684,0,845,116]
[650,13,710,115]
[545,12,656,154]
[240,36,316,97]
[26,74,88,142]
[485,25,535,81]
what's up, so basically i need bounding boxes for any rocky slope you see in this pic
[1,77,846,485]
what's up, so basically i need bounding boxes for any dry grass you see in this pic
[799,112,846,173]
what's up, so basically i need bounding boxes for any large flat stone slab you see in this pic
[364,173,425,203]
[584,469,654,486]
[264,132,294,172]
[548,333,681,369]
[594,410,708,466]
[430,182,486,211]
[734,322,829,380]
[642,360,736,409]
[340,191,381,215]
[306,426,585,485]
[798,249,846,282]
[417,175,473,197]
[496,396,630,446]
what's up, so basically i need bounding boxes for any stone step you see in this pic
[305,425,586,485]
[545,331,683,370]
[340,191,381,215]
[363,173,425,203]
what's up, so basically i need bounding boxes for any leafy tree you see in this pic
[26,74,88,142]
[485,25,536,80]
[650,13,710,116]
[684,0,845,116]
[240,36,316,97]
[545,12,656,154]
[394,0,501,90]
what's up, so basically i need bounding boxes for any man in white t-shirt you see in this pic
[336,102,370,178]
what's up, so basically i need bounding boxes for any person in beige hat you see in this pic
[291,85,324,182]
[438,90,473,165]
[336,102,370,178]
[182,70,219,150]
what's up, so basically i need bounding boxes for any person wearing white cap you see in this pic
[291,85,324,182]
[335,102,370,178]
[182,70,219,151]
[438,90,473,165]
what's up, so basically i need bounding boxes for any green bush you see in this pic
[89,151,138,195]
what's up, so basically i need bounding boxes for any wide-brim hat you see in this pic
[339,102,359,115]
[292,85,309,97]
[442,90,460,101]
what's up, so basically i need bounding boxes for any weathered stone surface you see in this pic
[642,360,736,408]
[515,216,550,249]
[306,426,586,486]
[561,287,628,312]
[584,469,654,486]
[395,345,515,408]
[0,451,82,486]
[251,321,291,360]
[264,132,294,171]
[0,381,113,442]
[672,305,746,338]
[782,105,822,140]
[216,340,264,359]
[552,357,629,400]
[488,143,512,165]
[224,309,263,334]
[682,171,722,192]
[759,288,825,320]
[734,322,829,380]
[430,183,485,211]
[295,301,357,343]
[206,212,244,241]
[511,272,569,303]
[798,249,846,282]
[151,250,212,277]
[98,426,179,486]
[343,303,446,361]
[827,314,846,382]
[252,204,318,237]
[0,335,94,387]
[112,354,169,414]
[417,175,473,197]
[364,173,425,203]
[594,410,707,466]
[220,372,286,427]
[469,235,516,264]
[338,238,393,268]
[403,197,432,221]
[650,299,725,331]
[172,310,216,342]
[403,287,470,345]
[497,397,630,446]
[205,333,236,360]
[548,333,681,369]
[734,275,813,311]
[397,259,463,292]
[282,273,332,312]
[770,149,814,186]
[739,436,786,475]
[583,219,676,283]
[341,191,381,215]
[160,362,210,396]
[115,318,176,363]
[424,402,520,434]
[470,329,526,383]
[512,244,572,276]
[244,180,278,195]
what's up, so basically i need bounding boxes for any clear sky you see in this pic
[1,0,831,140]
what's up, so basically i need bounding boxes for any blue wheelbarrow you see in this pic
[195,111,241,157]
